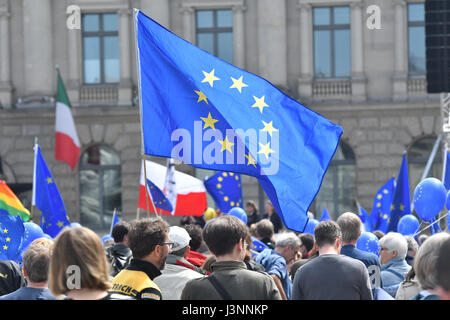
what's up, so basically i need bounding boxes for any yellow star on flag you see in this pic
[261,120,278,137]
[383,189,389,194]
[6,237,10,242]
[47,177,53,184]
[377,194,382,200]
[200,112,219,130]
[3,228,7,234]
[258,142,275,159]
[57,221,64,228]
[229,76,248,93]
[219,136,235,153]
[194,90,208,104]
[251,96,269,113]
[399,204,405,211]
[245,153,257,167]
[3,245,7,250]
[202,69,220,87]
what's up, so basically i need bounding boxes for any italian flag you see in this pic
[55,71,80,171]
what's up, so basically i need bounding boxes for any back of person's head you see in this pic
[405,235,419,254]
[414,233,450,291]
[30,237,54,248]
[183,224,203,252]
[314,221,342,248]
[22,244,52,283]
[336,212,361,243]
[202,215,249,256]
[49,227,111,297]
[298,233,314,252]
[275,232,300,249]
[418,234,429,246]
[436,236,450,292]
[111,221,131,243]
[373,230,385,240]
[255,219,274,239]
[128,218,169,259]
[379,232,408,260]
[169,226,191,257]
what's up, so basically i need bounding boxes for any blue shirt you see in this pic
[380,258,411,288]
[0,287,56,300]
[255,248,292,299]
[340,245,382,289]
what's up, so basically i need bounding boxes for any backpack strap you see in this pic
[206,275,232,300]
[384,268,404,281]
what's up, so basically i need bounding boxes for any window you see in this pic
[408,135,443,193]
[313,141,356,220]
[82,13,119,84]
[408,3,426,75]
[79,145,121,231]
[196,9,233,64]
[313,6,351,78]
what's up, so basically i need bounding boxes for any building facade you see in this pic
[0,0,442,232]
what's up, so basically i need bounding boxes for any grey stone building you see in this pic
[0,0,443,232]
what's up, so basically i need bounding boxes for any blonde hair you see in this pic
[49,227,111,296]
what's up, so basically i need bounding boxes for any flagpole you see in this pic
[31,137,38,222]
[110,208,117,235]
[142,157,159,217]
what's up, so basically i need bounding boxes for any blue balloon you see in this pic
[102,234,113,244]
[22,222,45,251]
[304,219,319,235]
[413,178,446,221]
[357,231,380,256]
[70,222,82,228]
[42,233,53,240]
[227,207,248,224]
[397,214,420,236]
[446,190,450,211]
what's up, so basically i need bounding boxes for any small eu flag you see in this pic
[147,179,173,213]
[320,207,331,221]
[356,200,372,232]
[204,171,243,213]
[370,177,395,233]
[32,144,71,238]
[0,210,25,261]
[388,153,411,232]
[134,10,342,232]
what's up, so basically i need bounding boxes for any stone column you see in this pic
[350,2,367,101]
[297,2,313,99]
[180,5,194,44]
[140,0,170,28]
[393,0,407,100]
[118,8,132,106]
[0,4,12,108]
[22,0,53,97]
[67,21,80,105]
[257,0,287,88]
[232,4,246,69]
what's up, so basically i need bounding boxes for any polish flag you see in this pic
[138,159,207,216]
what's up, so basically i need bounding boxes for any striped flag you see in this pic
[55,70,80,171]
[0,180,30,222]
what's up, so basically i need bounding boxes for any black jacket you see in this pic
[106,244,133,277]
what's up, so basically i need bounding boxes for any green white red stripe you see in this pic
[55,71,80,171]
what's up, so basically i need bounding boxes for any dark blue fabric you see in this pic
[255,248,291,299]
[0,287,56,300]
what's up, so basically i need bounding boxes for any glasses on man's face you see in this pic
[379,247,390,252]
[159,242,175,249]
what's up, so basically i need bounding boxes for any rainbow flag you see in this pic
[0,180,31,222]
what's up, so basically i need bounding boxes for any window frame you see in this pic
[81,13,119,85]
[407,2,426,76]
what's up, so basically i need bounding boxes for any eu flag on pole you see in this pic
[356,200,372,232]
[320,207,331,221]
[204,171,243,213]
[32,144,70,238]
[109,210,120,235]
[146,179,174,213]
[134,10,343,232]
[370,177,395,233]
[388,154,411,232]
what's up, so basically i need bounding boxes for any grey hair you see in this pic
[22,244,52,283]
[405,235,419,253]
[336,212,362,243]
[275,232,300,249]
[379,232,408,260]
[414,233,450,290]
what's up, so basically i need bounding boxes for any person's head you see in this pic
[246,200,257,214]
[183,224,203,252]
[418,234,429,246]
[30,237,54,248]
[414,233,450,292]
[255,219,274,240]
[202,215,249,260]
[180,216,195,226]
[405,235,419,257]
[373,230,385,240]
[378,232,408,265]
[336,212,362,244]
[265,201,274,215]
[169,226,191,258]
[128,218,171,270]
[436,237,450,300]
[314,221,342,253]
[275,232,301,264]
[298,233,314,257]
[111,221,131,246]
[22,243,52,285]
[49,227,111,297]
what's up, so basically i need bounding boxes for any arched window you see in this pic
[407,135,443,193]
[313,141,356,221]
[79,145,121,231]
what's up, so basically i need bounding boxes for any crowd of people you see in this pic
[0,200,450,301]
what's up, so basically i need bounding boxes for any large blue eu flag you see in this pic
[370,177,395,233]
[388,153,411,232]
[204,171,243,213]
[32,144,70,237]
[134,10,343,232]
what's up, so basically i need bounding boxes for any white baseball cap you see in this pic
[169,226,191,252]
